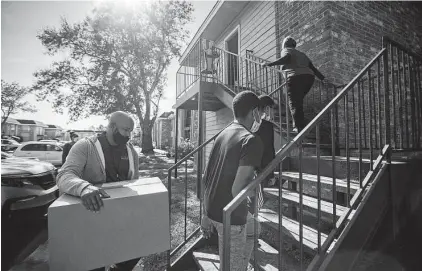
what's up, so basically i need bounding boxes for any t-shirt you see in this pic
[254,119,275,178]
[98,133,129,182]
[204,123,263,225]
[62,141,76,164]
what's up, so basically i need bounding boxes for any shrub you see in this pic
[167,137,196,159]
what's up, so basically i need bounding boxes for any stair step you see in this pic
[275,172,359,195]
[193,248,220,271]
[258,208,328,255]
[251,239,280,271]
[301,143,332,148]
[288,156,371,181]
[192,240,280,271]
[263,188,355,222]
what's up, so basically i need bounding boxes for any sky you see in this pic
[1,0,216,130]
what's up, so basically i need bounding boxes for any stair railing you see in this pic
[210,45,286,95]
[221,43,396,270]
[166,122,233,269]
[382,36,422,150]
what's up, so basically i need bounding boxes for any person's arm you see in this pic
[232,136,264,197]
[131,145,140,180]
[56,140,93,197]
[232,166,257,197]
[264,51,291,67]
[309,61,325,80]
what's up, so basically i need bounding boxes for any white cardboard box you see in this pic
[48,177,170,271]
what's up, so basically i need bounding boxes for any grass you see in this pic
[134,152,201,271]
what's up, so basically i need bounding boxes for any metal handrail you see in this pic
[166,121,234,268]
[383,36,422,61]
[245,50,348,91]
[307,144,391,270]
[168,122,233,171]
[215,46,287,76]
[221,47,388,270]
[222,48,386,213]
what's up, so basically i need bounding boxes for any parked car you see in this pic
[40,139,67,148]
[1,152,59,219]
[1,139,21,152]
[13,141,63,166]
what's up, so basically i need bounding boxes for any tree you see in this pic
[33,1,193,153]
[1,80,37,127]
[88,124,106,132]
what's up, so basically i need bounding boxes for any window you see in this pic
[184,129,191,139]
[21,144,45,151]
[22,126,31,132]
[37,127,44,135]
[185,110,191,127]
[46,144,61,151]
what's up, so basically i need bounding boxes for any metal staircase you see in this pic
[168,36,422,271]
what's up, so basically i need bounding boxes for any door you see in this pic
[16,143,46,160]
[45,144,63,166]
[225,30,239,87]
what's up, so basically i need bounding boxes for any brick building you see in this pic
[152,111,175,150]
[169,2,422,270]
[174,1,422,161]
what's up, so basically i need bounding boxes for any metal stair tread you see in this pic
[258,207,328,253]
[263,188,350,218]
[192,240,279,271]
[275,171,359,194]
[251,239,280,271]
[192,251,220,271]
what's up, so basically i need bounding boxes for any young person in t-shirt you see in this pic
[201,91,264,271]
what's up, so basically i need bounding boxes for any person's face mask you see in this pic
[261,106,272,121]
[113,125,130,145]
[250,108,262,132]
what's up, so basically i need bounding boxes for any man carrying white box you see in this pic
[56,111,141,271]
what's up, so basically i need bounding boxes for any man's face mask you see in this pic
[250,108,262,132]
[262,106,272,121]
[113,125,130,145]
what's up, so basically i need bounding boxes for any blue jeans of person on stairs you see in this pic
[286,74,315,132]
[90,257,140,271]
[210,212,261,271]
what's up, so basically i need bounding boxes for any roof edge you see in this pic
[179,0,224,64]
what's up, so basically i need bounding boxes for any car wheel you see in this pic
[1,204,12,221]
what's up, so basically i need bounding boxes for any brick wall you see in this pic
[160,119,172,149]
[273,1,422,149]
[329,2,422,149]
[328,1,422,85]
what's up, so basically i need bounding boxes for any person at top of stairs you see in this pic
[201,91,263,271]
[263,36,326,132]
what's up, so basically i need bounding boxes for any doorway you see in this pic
[225,28,239,87]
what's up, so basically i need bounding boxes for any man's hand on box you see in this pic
[80,185,110,212]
